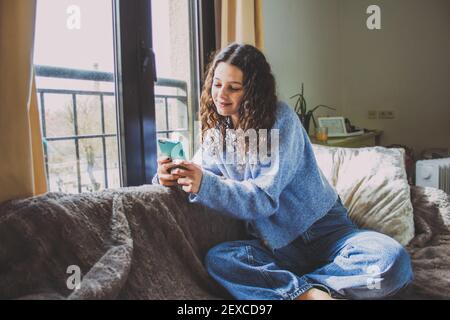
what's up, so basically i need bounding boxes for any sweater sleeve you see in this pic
[191,147,223,177]
[188,109,305,220]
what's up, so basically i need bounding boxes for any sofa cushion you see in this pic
[312,145,415,246]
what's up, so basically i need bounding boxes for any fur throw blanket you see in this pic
[0,185,448,299]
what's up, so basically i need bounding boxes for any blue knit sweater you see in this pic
[153,101,338,250]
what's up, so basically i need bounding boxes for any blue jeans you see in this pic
[205,197,414,300]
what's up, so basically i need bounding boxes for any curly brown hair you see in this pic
[199,43,278,145]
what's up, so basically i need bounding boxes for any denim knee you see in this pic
[381,244,413,295]
[204,241,253,277]
[366,240,413,299]
[204,240,314,300]
[204,242,233,275]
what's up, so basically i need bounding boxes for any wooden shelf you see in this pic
[309,130,383,148]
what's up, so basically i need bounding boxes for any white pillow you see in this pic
[312,144,415,246]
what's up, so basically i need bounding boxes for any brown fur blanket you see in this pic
[402,186,450,299]
[0,185,448,299]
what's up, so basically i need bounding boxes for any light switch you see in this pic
[378,110,395,119]
[368,110,377,119]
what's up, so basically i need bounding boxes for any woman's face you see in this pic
[211,62,245,121]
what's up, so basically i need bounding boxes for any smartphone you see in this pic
[157,139,188,173]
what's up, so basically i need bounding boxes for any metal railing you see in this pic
[35,65,189,193]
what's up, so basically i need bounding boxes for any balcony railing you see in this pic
[35,65,189,193]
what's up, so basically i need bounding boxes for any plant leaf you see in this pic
[301,95,307,115]
[311,113,317,128]
[310,104,337,113]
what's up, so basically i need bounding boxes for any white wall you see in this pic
[340,0,450,156]
[263,0,342,122]
[263,0,450,157]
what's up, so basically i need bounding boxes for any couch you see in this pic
[0,145,449,300]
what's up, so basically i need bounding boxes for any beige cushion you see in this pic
[312,145,415,246]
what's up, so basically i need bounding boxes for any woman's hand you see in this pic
[170,160,203,194]
[156,157,181,187]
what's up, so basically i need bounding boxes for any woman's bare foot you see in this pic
[295,288,335,300]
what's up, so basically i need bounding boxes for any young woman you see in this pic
[153,43,413,300]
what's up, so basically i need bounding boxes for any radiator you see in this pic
[416,158,450,194]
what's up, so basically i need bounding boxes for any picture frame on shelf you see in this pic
[317,117,364,137]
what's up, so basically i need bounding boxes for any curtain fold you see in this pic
[219,0,265,50]
[0,0,47,203]
[29,76,47,195]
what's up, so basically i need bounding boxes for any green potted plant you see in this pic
[290,83,336,135]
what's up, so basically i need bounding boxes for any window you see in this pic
[151,0,201,159]
[34,0,206,192]
[34,0,120,193]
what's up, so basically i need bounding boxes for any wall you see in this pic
[263,0,450,156]
[341,0,450,156]
[263,0,342,123]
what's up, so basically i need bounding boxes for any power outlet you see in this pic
[378,110,395,119]
[368,110,377,119]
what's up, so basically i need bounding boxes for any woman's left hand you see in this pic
[170,161,203,194]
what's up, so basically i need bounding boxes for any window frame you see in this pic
[114,0,214,186]
[113,0,157,186]
[198,0,217,80]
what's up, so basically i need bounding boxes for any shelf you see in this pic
[309,130,383,148]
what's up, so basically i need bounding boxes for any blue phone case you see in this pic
[157,139,186,160]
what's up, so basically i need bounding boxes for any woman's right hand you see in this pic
[157,157,180,187]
